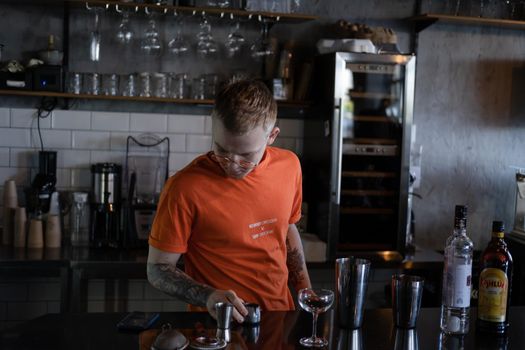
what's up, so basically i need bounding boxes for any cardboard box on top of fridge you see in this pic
[300,233,327,262]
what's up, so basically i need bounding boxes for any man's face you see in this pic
[211,118,279,179]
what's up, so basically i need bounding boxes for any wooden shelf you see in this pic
[71,0,318,22]
[0,89,311,108]
[409,13,525,32]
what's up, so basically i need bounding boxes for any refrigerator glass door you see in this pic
[330,53,414,256]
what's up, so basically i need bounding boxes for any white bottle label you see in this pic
[445,264,472,308]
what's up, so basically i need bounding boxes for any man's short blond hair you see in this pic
[213,79,277,135]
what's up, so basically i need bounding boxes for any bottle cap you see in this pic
[492,221,505,237]
[454,205,467,229]
[455,205,467,218]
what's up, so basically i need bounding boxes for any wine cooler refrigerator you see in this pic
[303,52,416,260]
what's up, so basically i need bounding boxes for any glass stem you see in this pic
[455,0,461,15]
[311,312,319,340]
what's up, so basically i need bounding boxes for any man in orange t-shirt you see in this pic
[147,79,311,322]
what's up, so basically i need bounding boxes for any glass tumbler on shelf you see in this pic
[152,72,168,98]
[67,72,82,94]
[139,72,151,97]
[193,76,206,99]
[169,73,189,99]
[85,73,101,95]
[121,73,136,97]
[103,74,119,96]
[204,73,219,99]
[298,288,334,348]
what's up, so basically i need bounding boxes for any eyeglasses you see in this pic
[210,152,257,170]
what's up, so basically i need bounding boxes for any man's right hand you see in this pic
[206,289,248,323]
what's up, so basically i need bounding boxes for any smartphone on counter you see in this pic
[116,311,160,331]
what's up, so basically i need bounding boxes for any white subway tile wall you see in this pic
[0,108,10,127]
[0,149,9,167]
[52,110,91,130]
[0,108,304,192]
[91,112,130,131]
[130,113,168,133]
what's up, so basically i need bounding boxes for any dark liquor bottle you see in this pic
[477,221,513,334]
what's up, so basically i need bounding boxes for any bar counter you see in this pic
[0,245,444,312]
[0,307,522,349]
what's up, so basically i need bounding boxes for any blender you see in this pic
[125,134,169,247]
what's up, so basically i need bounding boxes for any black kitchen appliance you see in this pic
[32,65,63,92]
[125,134,169,247]
[25,150,57,217]
[303,52,416,260]
[91,163,122,248]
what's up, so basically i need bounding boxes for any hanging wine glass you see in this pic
[167,11,189,56]
[141,10,162,56]
[116,7,134,45]
[86,4,104,61]
[195,14,218,58]
[250,19,273,60]
[225,19,245,58]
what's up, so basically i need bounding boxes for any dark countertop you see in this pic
[0,245,444,312]
[1,307,522,349]
[0,245,442,270]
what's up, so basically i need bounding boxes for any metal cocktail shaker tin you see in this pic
[335,257,371,329]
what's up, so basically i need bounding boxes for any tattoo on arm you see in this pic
[286,237,306,287]
[147,263,214,307]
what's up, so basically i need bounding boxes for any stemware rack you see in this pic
[0,0,317,109]
[79,0,318,22]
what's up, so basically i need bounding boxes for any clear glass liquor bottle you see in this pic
[440,205,474,334]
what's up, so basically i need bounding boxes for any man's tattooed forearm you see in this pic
[286,237,306,287]
[147,263,214,306]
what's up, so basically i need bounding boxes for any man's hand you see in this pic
[206,289,248,323]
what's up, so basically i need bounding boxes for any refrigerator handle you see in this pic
[330,99,343,205]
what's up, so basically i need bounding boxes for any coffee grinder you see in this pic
[90,163,122,248]
[26,150,57,217]
[125,134,169,247]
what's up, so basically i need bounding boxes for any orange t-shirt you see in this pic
[149,146,302,311]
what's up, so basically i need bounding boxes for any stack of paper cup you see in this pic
[13,207,27,248]
[2,180,18,245]
[45,215,61,248]
[27,219,44,249]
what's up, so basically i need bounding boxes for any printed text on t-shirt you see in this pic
[249,218,277,240]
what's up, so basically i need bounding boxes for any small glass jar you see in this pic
[204,73,219,99]
[169,73,189,99]
[193,76,206,100]
[152,73,168,98]
[84,73,100,95]
[103,74,119,96]
[67,72,82,95]
[139,72,151,98]
[121,73,136,97]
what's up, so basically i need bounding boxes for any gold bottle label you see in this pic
[478,268,508,322]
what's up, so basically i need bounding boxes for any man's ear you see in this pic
[267,126,280,145]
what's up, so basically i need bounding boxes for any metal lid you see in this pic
[91,163,122,174]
